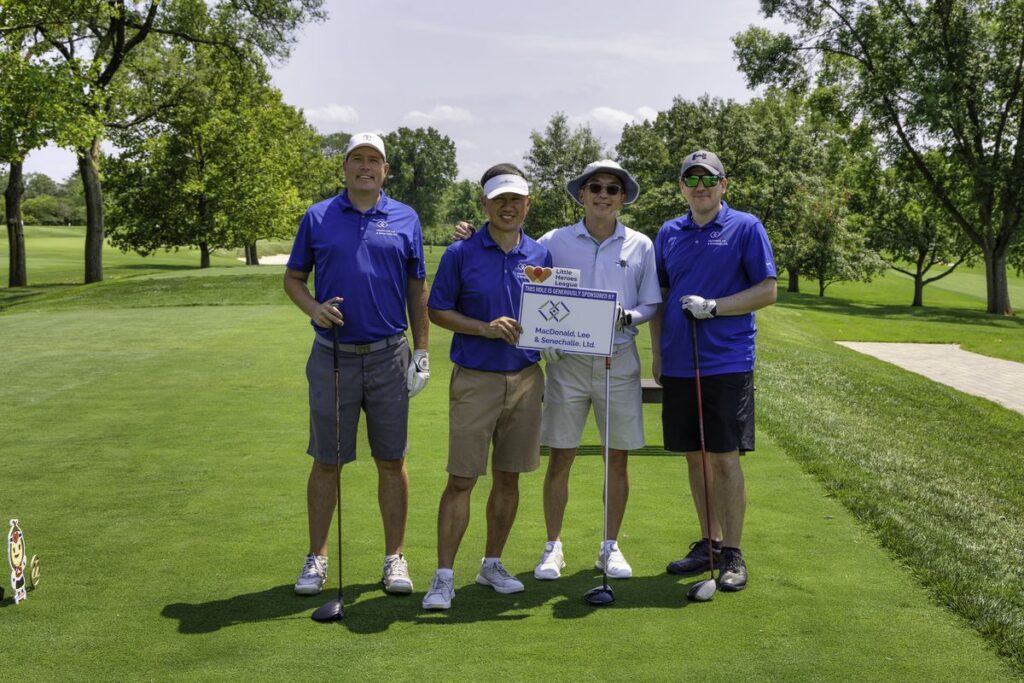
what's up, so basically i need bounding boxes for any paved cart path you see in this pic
[837,342,1024,416]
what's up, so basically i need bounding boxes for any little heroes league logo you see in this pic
[523,265,552,283]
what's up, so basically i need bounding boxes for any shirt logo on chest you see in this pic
[707,230,728,247]
[373,219,397,237]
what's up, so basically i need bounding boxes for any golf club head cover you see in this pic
[407,350,430,397]
[680,295,717,320]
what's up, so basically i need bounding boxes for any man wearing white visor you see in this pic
[454,159,661,580]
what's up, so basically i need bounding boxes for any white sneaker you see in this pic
[294,554,328,595]
[595,541,633,579]
[475,559,525,594]
[382,554,413,594]
[534,542,565,580]
[422,573,455,610]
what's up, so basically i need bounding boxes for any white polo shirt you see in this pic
[538,220,662,345]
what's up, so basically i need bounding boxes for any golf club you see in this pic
[687,318,717,602]
[584,354,615,606]
[312,321,346,622]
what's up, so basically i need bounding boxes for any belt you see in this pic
[317,333,405,355]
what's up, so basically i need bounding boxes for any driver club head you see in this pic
[584,584,615,606]
[311,597,345,622]
[687,578,717,602]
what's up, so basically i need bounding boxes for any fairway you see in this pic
[1,233,1023,680]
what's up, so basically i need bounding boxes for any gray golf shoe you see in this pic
[718,547,748,591]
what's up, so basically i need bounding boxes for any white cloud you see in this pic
[304,104,359,127]
[573,106,657,136]
[404,105,475,125]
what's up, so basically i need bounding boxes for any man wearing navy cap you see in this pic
[284,131,430,598]
[422,163,552,611]
[651,149,777,592]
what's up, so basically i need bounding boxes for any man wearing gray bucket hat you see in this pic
[651,149,777,593]
[454,159,661,581]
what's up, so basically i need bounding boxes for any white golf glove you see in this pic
[540,348,563,364]
[680,295,717,320]
[407,350,430,397]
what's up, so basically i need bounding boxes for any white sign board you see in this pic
[517,284,618,357]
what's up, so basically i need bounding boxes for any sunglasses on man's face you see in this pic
[681,174,722,188]
[586,182,624,196]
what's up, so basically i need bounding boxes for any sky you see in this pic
[22,0,785,183]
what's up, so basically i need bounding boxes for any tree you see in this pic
[0,25,94,286]
[6,0,325,282]
[382,127,457,228]
[735,1,1024,314]
[524,113,604,236]
[869,157,976,306]
[431,179,486,243]
[106,46,313,267]
[796,179,887,297]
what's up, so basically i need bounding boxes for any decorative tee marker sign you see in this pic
[517,283,617,357]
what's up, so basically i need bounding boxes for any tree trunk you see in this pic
[4,161,27,287]
[983,249,1012,315]
[818,277,826,297]
[199,242,211,269]
[78,140,104,283]
[246,243,259,265]
[787,267,800,293]
[912,276,924,307]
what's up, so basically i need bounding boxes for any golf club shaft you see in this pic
[691,321,714,575]
[602,354,611,588]
[332,324,344,602]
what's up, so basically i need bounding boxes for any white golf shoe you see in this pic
[594,541,632,579]
[382,554,413,594]
[422,573,455,610]
[475,559,525,594]
[534,542,566,580]
[294,554,328,595]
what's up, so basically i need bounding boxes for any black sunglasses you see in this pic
[682,174,722,188]
[586,182,624,196]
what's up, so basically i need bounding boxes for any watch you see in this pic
[623,311,632,326]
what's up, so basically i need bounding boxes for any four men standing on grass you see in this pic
[285,139,776,606]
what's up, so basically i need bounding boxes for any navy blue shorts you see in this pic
[660,372,755,454]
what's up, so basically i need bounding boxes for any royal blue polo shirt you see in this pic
[429,224,552,372]
[655,201,777,377]
[287,190,426,344]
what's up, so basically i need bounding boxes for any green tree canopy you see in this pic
[383,126,457,228]
[734,0,1024,314]
[524,112,604,236]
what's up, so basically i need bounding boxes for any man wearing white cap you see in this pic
[422,163,552,610]
[284,131,430,599]
[454,160,661,581]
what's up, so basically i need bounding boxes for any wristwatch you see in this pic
[623,311,632,327]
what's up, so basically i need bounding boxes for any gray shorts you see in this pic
[305,335,410,464]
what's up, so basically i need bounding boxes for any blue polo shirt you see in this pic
[429,225,552,372]
[287,190,426,344]
[655,201,776,377]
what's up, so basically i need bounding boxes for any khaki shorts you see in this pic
[540,342,645,451]
[447,363,544,478]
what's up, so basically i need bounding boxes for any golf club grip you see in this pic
[691,321,714,574]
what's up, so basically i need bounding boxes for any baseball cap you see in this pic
[680,150,725,178]
[344,132,386,161]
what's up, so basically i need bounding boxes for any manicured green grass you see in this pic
[1,233,1022,679]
